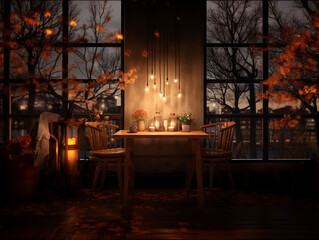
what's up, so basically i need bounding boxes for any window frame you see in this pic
[0,0,124,141]
[204,0,317,161]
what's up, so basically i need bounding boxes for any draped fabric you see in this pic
[34,112,60,173]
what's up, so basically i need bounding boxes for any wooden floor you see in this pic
[0,183,318,240]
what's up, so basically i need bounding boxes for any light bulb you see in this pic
[178,92,182,98]
[163,96,166,101]
[166,81,169,85]
[150,75,154,79]
[159,92,162,97]
[153,84,157,88]
[145,86,149,92]
[174,78,178,83]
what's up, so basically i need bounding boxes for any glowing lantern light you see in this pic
[67,138,78,175]
[174,78,178,83]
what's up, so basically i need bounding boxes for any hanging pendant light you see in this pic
[145,0,181,101]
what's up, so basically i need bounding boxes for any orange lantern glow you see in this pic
[67,138,77,175]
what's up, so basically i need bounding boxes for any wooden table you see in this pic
[113,130,208,208]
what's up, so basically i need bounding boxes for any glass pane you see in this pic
[206,83,262,114]
[269,118,318,159]
[10,1,62,42]
[11,118,38,140]
[69,47,121,79]
[269,0,309,44]
[71,83,122,115]
[11,84,63,115]
[10,48,62,80]
[69,1,121,43]
[205,117,263,160]
[207,1,262,43]
[206,47,262,79]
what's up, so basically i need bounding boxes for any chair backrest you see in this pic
[85,122,120,151]
[201,121,236,152]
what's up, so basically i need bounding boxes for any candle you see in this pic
[149,126,155,132]
[163,120,168,131]
[155,120,159,129]
[168,126,174,132]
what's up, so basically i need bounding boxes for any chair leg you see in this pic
[117,160,123,195]
[209,162,215,194]
[216,162,223,187]
[100,161,108,188]
[129,155,135,194]
[226,161,236,191]
[92,162,102,196]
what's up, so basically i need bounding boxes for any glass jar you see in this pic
[154,112,162,131]
[169,113,178,131]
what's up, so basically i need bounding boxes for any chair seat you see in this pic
[201,148,232,158]
[90,148,126,158]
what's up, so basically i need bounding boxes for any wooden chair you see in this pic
[85,122,124,196]
[186,122,236,193]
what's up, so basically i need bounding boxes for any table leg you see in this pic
[123,138,133,208]
[192,138,204,207]
[186,139,195,194]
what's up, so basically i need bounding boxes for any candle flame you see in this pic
[68,138,76,145]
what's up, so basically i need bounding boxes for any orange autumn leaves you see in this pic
[3,4,138,121]
[262,14,319,128]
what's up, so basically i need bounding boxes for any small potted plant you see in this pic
[132,109,148,131]
[177,112,193,132]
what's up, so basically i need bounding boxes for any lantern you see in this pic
[64,124,80,176]
[154,112,162,131]
[169,113,178,131]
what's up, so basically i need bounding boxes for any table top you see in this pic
[113,130,208,139]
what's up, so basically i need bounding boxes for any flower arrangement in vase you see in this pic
[132,109,148,131]
[177,112,193,131]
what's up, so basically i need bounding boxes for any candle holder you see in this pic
[53,119,81,186]
[169,113,178,131]
[163,119,168,131]
[154,111,162,131]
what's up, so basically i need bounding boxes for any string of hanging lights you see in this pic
[145,0,181,101]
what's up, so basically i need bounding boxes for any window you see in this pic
[0,0,123,141]
[205,0,318,160]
